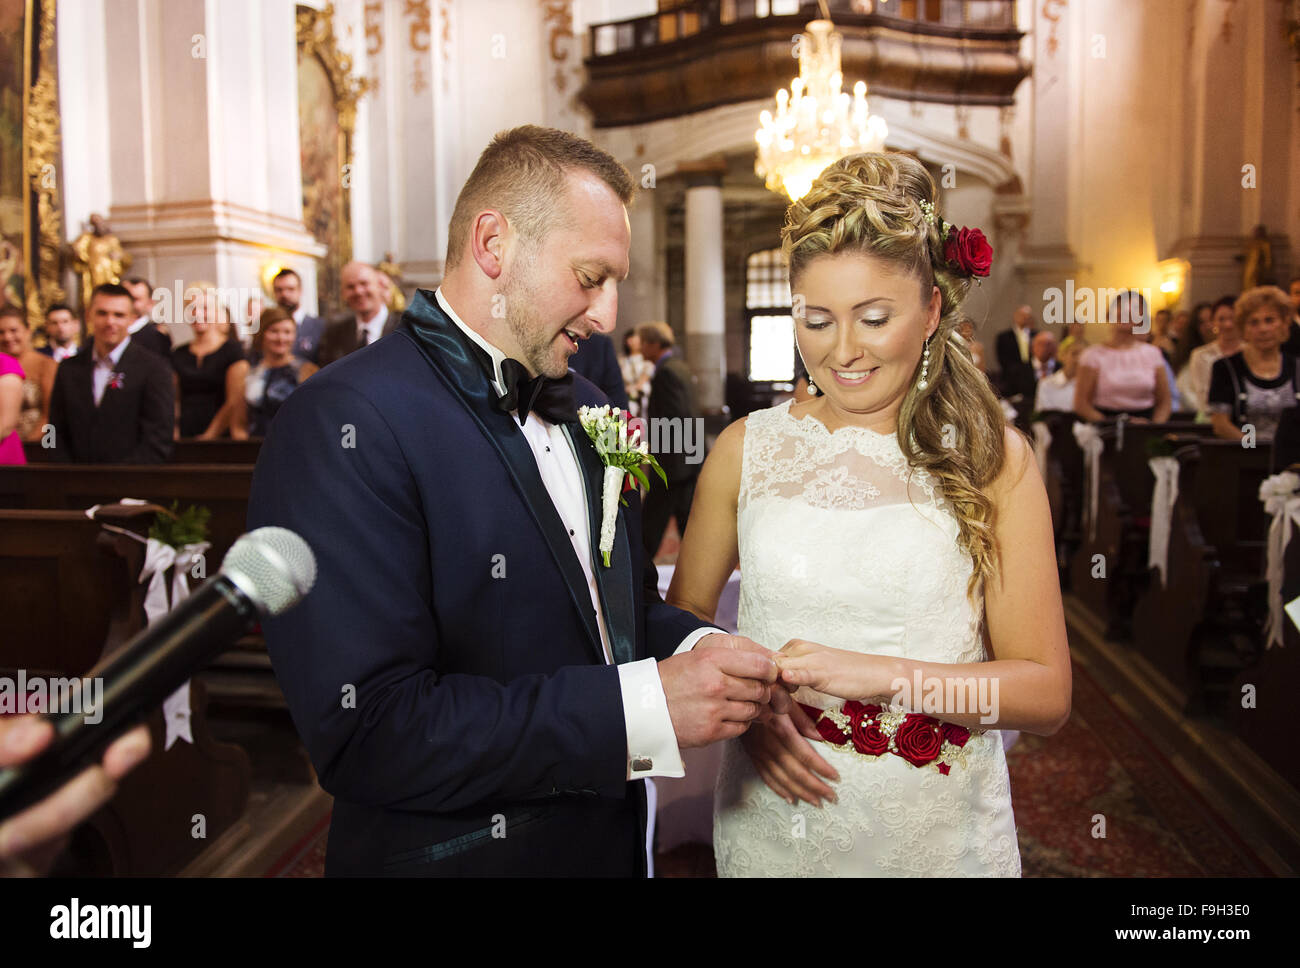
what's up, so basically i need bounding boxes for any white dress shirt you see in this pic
[50,343,78,363]
[1033,368,1077,413]
[357,305,388,347]
[434,287,722,780]
[292,305,306,326]
[92,335,132,406]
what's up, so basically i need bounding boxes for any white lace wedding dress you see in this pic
[713,400,1021,877]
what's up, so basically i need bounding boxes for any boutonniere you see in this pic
[108,372,126,391]
[577,405,668,566]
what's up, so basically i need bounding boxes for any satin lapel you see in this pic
[401,293,605,663]
[564,423,636,666]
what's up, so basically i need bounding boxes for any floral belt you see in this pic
[798,701,981,775]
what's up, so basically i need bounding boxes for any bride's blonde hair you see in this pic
[781,152,1013,602]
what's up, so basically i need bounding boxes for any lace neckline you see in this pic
[778,398,898,441]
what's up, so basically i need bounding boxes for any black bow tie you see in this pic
[496,357,576,426]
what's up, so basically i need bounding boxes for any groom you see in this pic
[247,125,784,876]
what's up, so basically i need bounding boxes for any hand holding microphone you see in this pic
[0,527,315,874]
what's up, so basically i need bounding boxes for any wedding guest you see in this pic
[995,305,1037,407]
[1281,277,1300,356]
[318,262,402,367]
[620,330,653,414]
[1178,296,1241,418]
[1030,331,1058,382]
[1074,291,1171,422]
[37,304,81,362]
[957,318,987,373]
[122,276,173,358]
[569,331,629,409]
[234,308,317,437]
[47,283,174,462]
[1207,286,1297,442]
[0,306,55,441]
[0,351,24,464]
[172,284,248,439]
[271,267,325,364]
[637,320,699,556]
[1151,309,1176,358]
[1034,337,1084,413]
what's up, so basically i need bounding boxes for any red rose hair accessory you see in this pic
[919,200,993,279]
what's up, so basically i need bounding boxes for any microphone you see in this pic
[0,527,316,819]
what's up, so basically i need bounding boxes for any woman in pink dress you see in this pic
[0,351,27,464]
[1074,291,1172,423]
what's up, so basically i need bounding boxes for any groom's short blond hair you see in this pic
[445,125,635,271]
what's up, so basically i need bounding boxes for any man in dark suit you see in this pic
[271,267,326,364]
[317,261,403,367]
[995,305,1037,401]
[636,321,700,557]
[246,125,784,877]
[568,330,629,409]
[37,303,81,362]
[122,277,173,359]
[47,284,174,463]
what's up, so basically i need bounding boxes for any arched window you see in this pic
[746,248,794,382]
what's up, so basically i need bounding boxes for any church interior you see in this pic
[1,0,1298,879]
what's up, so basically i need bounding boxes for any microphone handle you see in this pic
[0,576,257,820]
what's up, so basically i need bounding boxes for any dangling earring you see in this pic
[796,342,818,395]
[918,334,932,389]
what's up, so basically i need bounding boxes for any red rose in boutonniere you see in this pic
[942,226,993,278]
[108,372,126,391]
[894,714,944,767]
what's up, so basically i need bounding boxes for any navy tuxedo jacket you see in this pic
[247,290,710,876]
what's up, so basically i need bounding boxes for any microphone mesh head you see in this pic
[221,527,317,616]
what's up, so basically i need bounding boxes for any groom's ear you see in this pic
[469,210,508,281]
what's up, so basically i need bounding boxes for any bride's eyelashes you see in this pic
[800,314,892,331]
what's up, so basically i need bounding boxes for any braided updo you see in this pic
[781,151,1013,602]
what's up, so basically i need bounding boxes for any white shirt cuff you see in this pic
[619,657,684,779]
[673,626,727,656]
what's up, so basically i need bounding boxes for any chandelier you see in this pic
[755,18,888,201]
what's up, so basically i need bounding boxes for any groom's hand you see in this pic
[658,641,780,748]
[693,633,794,717]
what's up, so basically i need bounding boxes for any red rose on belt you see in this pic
[941,722,971,748]
[895,714,944,766]
[815,717,849,746]
[943,227,993,278]
[851,714,890,756]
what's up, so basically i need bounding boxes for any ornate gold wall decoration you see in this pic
[22,0,66,331]
[407,0,431,94]
[296,2,374,314]
[542,0,574,94]
[1041,0,1067,56]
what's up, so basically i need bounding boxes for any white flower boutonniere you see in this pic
[577,405,668,566]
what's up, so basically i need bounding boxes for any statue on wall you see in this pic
[1241,224,1275,290]
[376,251,406,313]
[67,213,132,311]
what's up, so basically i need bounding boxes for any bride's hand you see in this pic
[776,639,879,701]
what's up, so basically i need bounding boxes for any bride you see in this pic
[667,152,1071,877]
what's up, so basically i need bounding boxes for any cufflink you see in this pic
[631,756,653,772]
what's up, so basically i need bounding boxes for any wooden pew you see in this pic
[24,437,263,465]
[0,463,253,565]
[1130,437,1272,712]
[1068,419,1212,639]
[0,506,251,874]
[1227,496,1300,792]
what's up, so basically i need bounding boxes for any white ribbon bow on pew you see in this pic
[1072,423,1104,541]
[1031,421,1052,482]
[1261,471,1300,649]
[1147,456,1179,589]
[138,539,211,750]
